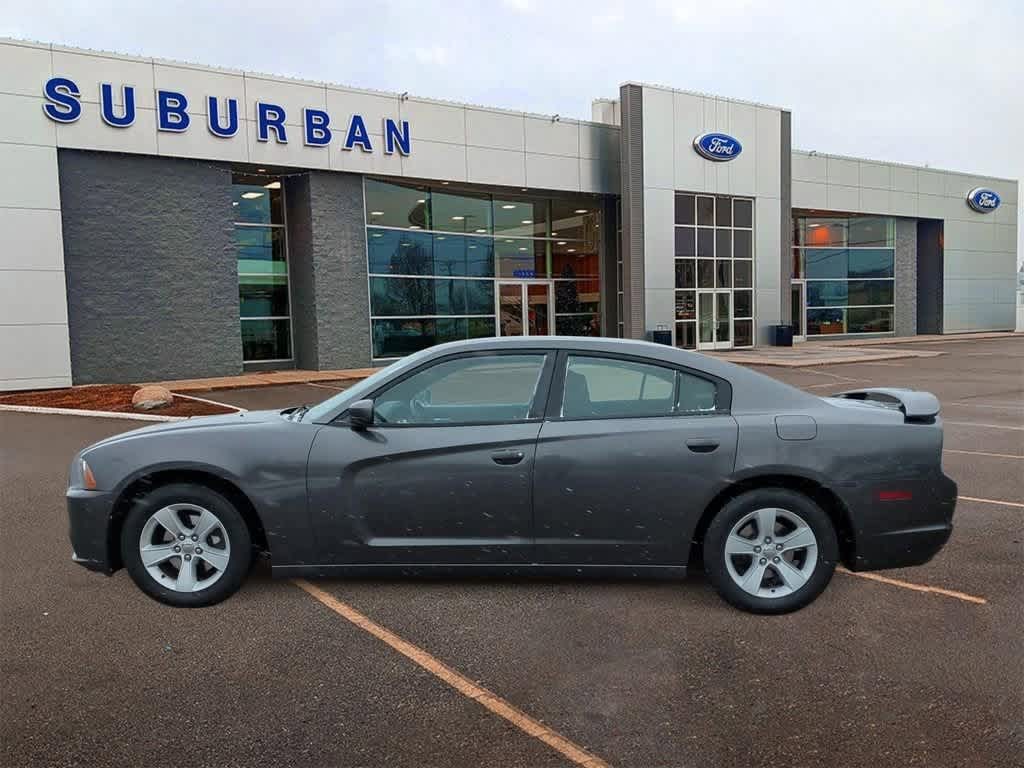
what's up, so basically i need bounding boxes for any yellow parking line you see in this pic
[944,449,1023,460]
[958,495,1024,509]
[293,580,610,768]
[945,420,1024,431]
[836,567,987,605]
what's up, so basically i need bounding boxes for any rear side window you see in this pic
[561,355,720,419]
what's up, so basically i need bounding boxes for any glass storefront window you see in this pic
[675,227,696,258]
[365,179,430,229]
[365,178,604,358]
[234,173,291,363]
[675,260,696,289]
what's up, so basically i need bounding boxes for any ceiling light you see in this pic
[437,236,446,240]
[416,198,426,204]
[451,215,465,221]
[521,188,527,192]
[551,232,558,236]
[401,242,412,247]
[371,233,382,238]
[521,220,532,224]
[409,225,421,229]
[808,223,821,228]
[241,192,264,199]
[475,228,487,233]
[505,239,514,243]
[441,181,449,185]
[257,168,267,172]
[263,181,281,189]
[502,204,516,210]
[557,241,567,245]
[370,211,384,216]
[232,201,238,206]
[568,248,576,253]
[574,209,588,214]
[518,247,527,252]
[468,245,476,249]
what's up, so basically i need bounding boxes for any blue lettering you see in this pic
[383,118,411,155]
[207,97,239,138]
[257,102,287,143]
[303,108,332,146]
[42,77,82,123]
[99,83,136,128]
[344,114,373,152]
[156,90,190,132]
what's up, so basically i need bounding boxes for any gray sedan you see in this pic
[67,337,956,614]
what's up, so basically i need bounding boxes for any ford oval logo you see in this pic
[966,187,1000,213]
[693,132,742,162]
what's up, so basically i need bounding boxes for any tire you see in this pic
[703,488,838,614]
[120,483,252,608]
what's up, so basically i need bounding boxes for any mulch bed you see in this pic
[0,384,237,417]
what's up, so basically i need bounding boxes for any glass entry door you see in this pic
[791,280,806,342]
[497,281,553,337]
[697,289,733,350]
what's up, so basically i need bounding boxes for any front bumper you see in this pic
[847,472,957,572]
[67,487,117,574]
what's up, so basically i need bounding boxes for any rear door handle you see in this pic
[686,438,719,453]
[491,449,526,466]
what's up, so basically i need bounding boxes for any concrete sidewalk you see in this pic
[147,367,379,392]
[711,345,945,367]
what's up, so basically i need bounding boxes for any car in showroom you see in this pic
[67,337,956,614]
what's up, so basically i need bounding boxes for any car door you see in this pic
[532,352,738,567]
[307,350,554,565]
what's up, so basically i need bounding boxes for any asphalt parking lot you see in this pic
[1,337,1021,767]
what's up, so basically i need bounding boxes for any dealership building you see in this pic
[0,38,1019,390]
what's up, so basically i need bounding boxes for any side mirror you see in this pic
[348,399,375,430]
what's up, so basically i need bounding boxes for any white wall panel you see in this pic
[579,158,617,194]
[401,138,467,182]
[858,187,891,215]
[579,123,617,160]
[671,91,706,192]
[334,143,404,175]
[242,75,326,127]
[0,324,71,386]
[859,162,891,190]
[525,153,579,191]
[826,184,859,211]
[0,41,52,97]
[466,146,525,187]
[791,152,826,183]
[0,270,68,324]
[826,157,858,187]
[0,93,56,146]
[643,188,674,290]
[153,63,245,117]
[465,109,524,152]
[641,87,674,191]
[326,88,402,140]
[753,107,779,198]
[56,103,159,155]
[0,144,60,209]
[792,180,827,208]
[398,99,466,145]
[51,49,157,109]
[158,119,249,162]
[0,208,63,270]
[524,117,578,156]
[891,166,918,193]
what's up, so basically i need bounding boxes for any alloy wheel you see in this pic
[138,503,232,592]
[723,507,818,599]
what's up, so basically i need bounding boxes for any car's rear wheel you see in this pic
[703,488,838,614]
[120,483,251,607]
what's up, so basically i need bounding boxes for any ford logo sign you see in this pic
[693,132,742,162]
[966,187,1000,213]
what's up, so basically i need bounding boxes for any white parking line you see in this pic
[947,401,1024,411]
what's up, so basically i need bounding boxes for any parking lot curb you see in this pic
[0,403,187,422]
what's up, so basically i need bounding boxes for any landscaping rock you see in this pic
[132,385,174,410]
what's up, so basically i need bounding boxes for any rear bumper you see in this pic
[847,473,957,572]
[67,488,117,574]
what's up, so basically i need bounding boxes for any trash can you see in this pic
[770,324,794,347]
[648,326,672,346]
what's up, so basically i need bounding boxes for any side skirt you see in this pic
[272,563,688,581]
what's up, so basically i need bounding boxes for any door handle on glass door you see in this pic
[491,449,525,466]
[686,438,719,453]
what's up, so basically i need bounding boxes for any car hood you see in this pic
[83,409,286,452]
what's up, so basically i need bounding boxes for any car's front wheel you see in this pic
[120,483,252,607]
[703,488,838,614]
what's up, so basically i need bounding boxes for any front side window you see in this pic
[372,354,547,425]
[561,355,719,419]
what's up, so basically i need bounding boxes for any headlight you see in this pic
[81,459,97,490]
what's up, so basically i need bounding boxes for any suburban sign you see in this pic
[693,132,742,162]
[41,76,412,155]
[966,187,1001,213]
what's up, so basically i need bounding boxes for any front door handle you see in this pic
[491,449,525,466]
[686,438,719,453]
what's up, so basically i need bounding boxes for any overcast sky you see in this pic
[4,0,1021,266]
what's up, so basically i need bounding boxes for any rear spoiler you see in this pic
[833,387,941,423]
